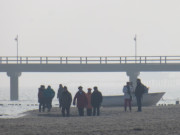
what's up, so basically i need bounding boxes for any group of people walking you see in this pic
[73,86,103,116]
[38,84,103,117]
[123,78,148,112]
[38,85,55,112]
[38,78,147,117]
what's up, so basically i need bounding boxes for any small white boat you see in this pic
[102,92,165,107]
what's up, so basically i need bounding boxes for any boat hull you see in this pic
[101,92,165,107]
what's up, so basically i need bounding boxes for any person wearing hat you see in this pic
[60,86,72,117]
[91,86,103,116]
[73,86,87,116]
[38,85,45,112]
[86,88,93,116]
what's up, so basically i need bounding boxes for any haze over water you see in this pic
[0,72,180,118]
[1,0,180,118]
[1,72,180,101]
[1,0,180,101]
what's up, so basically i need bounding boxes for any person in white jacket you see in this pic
[123,82,133,112]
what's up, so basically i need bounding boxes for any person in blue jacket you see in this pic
[44,85,55,112]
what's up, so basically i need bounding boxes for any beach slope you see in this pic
[0,106,180,135]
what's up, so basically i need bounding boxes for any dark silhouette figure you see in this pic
[38,85,45,112]
[44,85,55,112]
[57,84,64,108]
[135,79,148,112]
[60,86,72,117]
[73,86,87,116]
[91,86,103,116]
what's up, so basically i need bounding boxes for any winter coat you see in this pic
[86,93,92,109]
[123,85,133,99]
[60,90,72,108]
[44,88,55,99]
[38,88,44,103]
[91,91,103,107]
[135,83,145,97]
[57,87,64,99]
[73,91,87,108]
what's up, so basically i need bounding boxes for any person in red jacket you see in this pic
[86,88,93,116]
[73,86,87,116]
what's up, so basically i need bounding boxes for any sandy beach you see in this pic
[0,105,180,135]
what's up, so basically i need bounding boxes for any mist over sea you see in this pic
[1,72,180,118]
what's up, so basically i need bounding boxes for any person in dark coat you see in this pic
[135,79,148,112]
[60,86,72,117]
[73,86,87,116]
[38,85,45,112]
[57,84,64,108]
[44,85,55,112]
[91,86,103,116]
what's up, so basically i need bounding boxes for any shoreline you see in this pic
[0,106,180,135]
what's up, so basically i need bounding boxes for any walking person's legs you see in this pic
[43,102,46,112]
[59,99,61,108]
[124,99,128,112]
[136,96,142,112]
[139,97,142,111]
[47,98,51,112]
[93,107,97,116]
[87,109,89,116]
[39,102,42,112]
[97,106,100,116]
[78,108,84,116]
[87,109,92,116]
[128,99,132,112]
[62,107,65,117]
[82,108,84,116]
[89,108,92,116]
[66,107,70,117]
[78,108,81,116]
[50,98,53,109]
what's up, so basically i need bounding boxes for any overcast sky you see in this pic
[1,0,180,98]
[1,0,180,57]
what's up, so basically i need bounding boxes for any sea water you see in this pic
[0,72,180,118]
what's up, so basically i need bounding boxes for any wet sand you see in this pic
[0,105,180,135]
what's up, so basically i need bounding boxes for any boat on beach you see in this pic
[102,92,165,107]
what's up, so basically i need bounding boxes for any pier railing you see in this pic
[0,56,180,64]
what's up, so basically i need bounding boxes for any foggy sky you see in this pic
[1,0,180,57]
[1,0,180,96]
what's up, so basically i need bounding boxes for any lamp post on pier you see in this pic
[134,34,137,63]
[15,35,18,63]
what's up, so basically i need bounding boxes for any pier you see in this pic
[1,56,180,100]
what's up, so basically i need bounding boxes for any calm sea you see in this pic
[0,72,180,118]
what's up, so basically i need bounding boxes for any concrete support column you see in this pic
[126,71,140,89]
[7,72,21,100]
